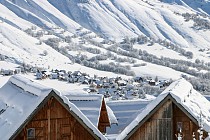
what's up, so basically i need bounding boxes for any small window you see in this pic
[177,122,183,131]
[27,128,35,139]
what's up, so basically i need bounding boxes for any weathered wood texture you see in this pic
[129,100,172,140]
[15,97,96,140]
[173,104,207,140]
[129,99,207,140]
[98,98,110,133]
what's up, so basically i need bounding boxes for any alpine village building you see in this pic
[0,75,107,140]
[116,79,210,140]
[1,75,210,140]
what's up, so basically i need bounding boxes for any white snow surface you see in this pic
[106,105,118,125]
[48,0,210,47]
[0,61,19,70]
[106,99,151,135]
[60,95,107,140]
[1,0,210,80]
[0,75,106,140]
[65,93,103,127]
[65,93,118,127]
[0,75,51,140]
[117,78,210,139]
[1,0,210,49]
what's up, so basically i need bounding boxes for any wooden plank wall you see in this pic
[129,100,173,140]
[129,99,208,140]
[15,97,96,140]
[173,105,206,140]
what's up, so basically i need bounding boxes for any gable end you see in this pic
[10,90,102,140]
[124,94,199,139]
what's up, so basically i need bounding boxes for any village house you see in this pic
[0,75,106,140]
[36,70,50,80]
[2,69,14,76]
[50,72,59,79]
[115,78,210,140]
[14,68,21,74]
[134,76,144,83]
[88,83,98,93]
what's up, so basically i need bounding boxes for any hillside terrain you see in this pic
[0,0,210,94]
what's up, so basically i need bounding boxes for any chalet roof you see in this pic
[66,93,103,127]
[65,93,117,127]
[106,99,150,135]
[0,75,107,140]
[117,78,210,140]
[0,75,51,140]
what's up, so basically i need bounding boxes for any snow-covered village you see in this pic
[1,0,210,140]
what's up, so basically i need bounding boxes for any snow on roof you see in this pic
[64,93,118,128]
[106,105,118,125]
[66,93,103,101]
[9,74,51,96]
[117,78,210,139]
[0,75,107,140]
[0,75,52,140]
[61,95,107,140]
[65,93,103,127]
[117,80,127,84]
[106,99,150,135]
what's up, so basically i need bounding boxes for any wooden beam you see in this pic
[47,108,50,140]
[99,122,110,125]
[24,127,26,140]
[55,119,57,140]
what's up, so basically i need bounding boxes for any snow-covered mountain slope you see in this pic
[48,0,210,47]
[0,0,82,30]
[1,0,209,47]
[0,0,209,46]
[163,0,210,15]
[1,0,210,81]
[0,22,70,67]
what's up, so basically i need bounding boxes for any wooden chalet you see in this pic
[117,79,210,140]
[0,75,106,140]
